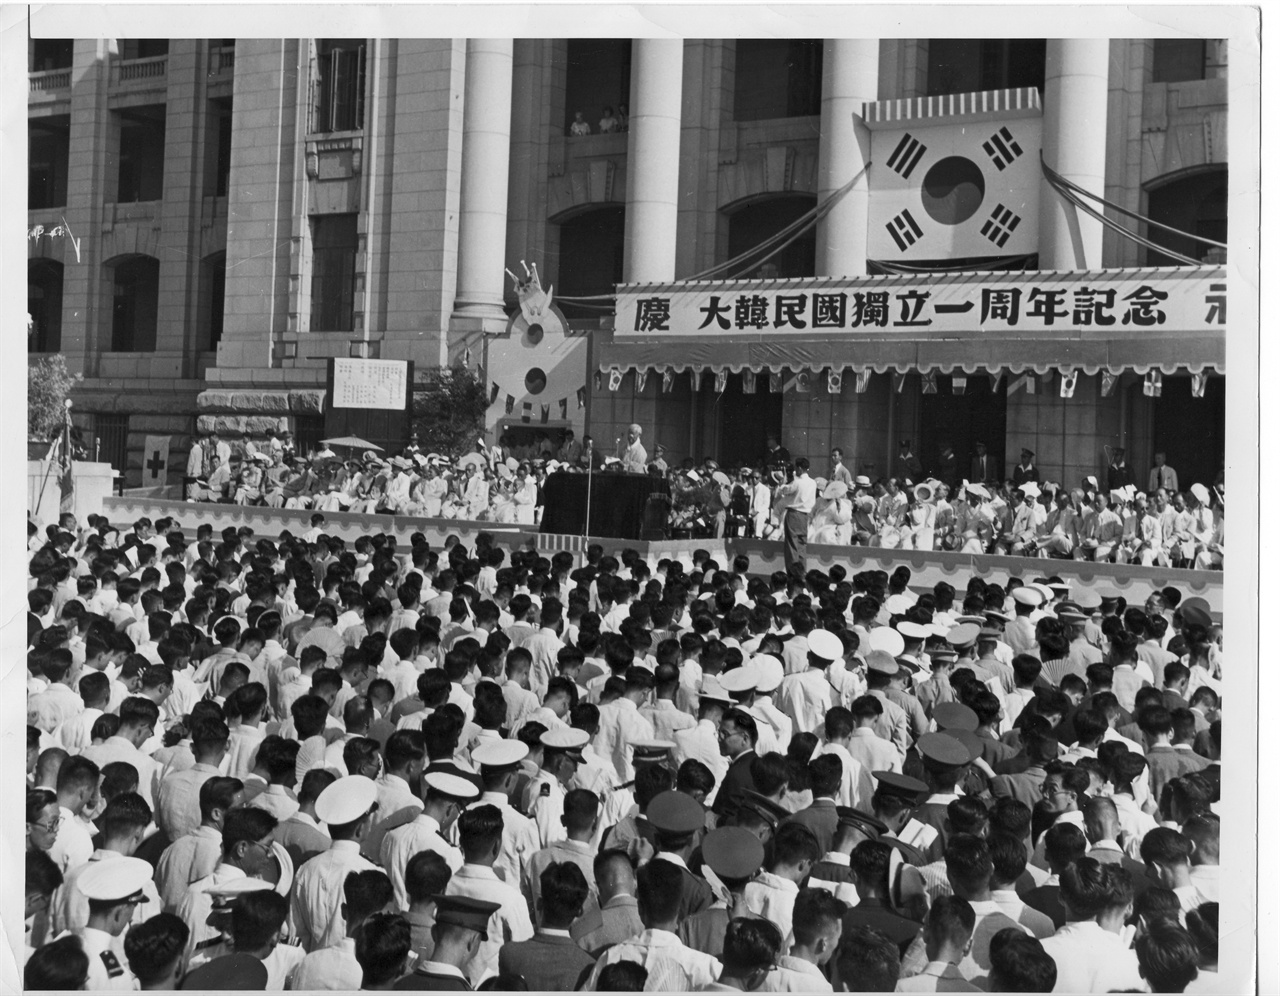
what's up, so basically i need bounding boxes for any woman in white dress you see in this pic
[810,481,852,545]
[491,464,518,523]
[411,464,448,518]
[903,481,938,551]
[512,464,539,525]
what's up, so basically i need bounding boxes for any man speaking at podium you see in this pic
[616,424,648,474]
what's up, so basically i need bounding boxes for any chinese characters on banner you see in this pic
[332,359,409,410]
[616,272,1227,338]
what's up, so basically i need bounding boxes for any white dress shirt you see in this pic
[155,825,223,912]
[290,839,378,953]
[445,863,535,984]
[585,928,721,991]
[593,697,656,783]
[380,813,463,911]
[1041,920,1144,993]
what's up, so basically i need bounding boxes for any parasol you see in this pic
[321,436,383,451]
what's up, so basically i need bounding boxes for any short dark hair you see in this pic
[944,834,993,897]
[123,912,189,986]
[596,961,649,992]
[355,913,412,986]
[927,895,976,949]
[834,925,900,992]
[540,861,590,925]
[791,887,846,948]
[1136,919,1201,992]
[989,929,1057,992]
[405,849,453,906]
[344,870,395,922]
[231,889,289,950]
[722,917,783,976]
[637,855,683,925]
[25,934,89,990]
[221,806,278,856]
[1140,826,1194,867]
[808,753,844,798]
[1059,857,1132,918]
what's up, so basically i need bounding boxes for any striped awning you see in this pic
[594,332,1224,377]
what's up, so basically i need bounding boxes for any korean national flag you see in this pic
[867,88,1043,261]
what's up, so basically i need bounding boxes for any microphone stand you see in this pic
[582,451,594,568]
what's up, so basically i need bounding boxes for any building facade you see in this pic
[28,37,1228,489]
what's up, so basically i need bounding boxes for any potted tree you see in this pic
[28,353,79,460]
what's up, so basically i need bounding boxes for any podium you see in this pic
[539,472,671,540]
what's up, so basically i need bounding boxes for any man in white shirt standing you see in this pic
[616,424,648,474]
[774,457,816,581]
[444,803,535,985]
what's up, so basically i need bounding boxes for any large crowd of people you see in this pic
[179,428,1224,572]
[22,486,1226,991]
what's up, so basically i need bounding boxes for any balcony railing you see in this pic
[29,68,71,93]
[111,54,167,85]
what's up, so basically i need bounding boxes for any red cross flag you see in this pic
[143,435,171,487]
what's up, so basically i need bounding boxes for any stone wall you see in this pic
[193,388,327,458]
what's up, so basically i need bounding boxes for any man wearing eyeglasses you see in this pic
[176,807,280,962]
[711,709,761,819]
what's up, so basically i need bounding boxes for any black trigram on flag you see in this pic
[981,204,1021,248]
[886,132,928,179]
[886,209,924,252]
[982,126,1024,170]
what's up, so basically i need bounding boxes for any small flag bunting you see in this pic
[558,398,568,419]
[715,368,728,393]
[662,368,674,393]
[855,369,872,393]
[635,369,648,393]
[1143,370,1162,397]
[505,394,515,415]
[521,401,533,422]
[490,381,501,405]
[576,387,586,409]
[1100,370,1117,397]
[922,371,937,394]
[827,368,843,394]
[742,369,757,394]
[1060,369,1078,398]
[952,374,967,394]
[1191,372,1207,398]
[607,366,624,392]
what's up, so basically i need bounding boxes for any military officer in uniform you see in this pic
[870,771,930,868]
[528,728,588,847]
[809,806,889,905]
[392,895,502,990]
[897,733,973,864]
[74,856,154,990]
[637,790,714,921]
[678,827,766,958]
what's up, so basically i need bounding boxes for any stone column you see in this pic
[1039,39,1110,269]
[623,39,683,283]
[815,39,878,277]
[451,39,514,334]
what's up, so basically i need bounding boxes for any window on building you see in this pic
[733,40,823,121]
[312,39,366,133]
[205,97,233,197]
[310,214,359,332]
[28,259,64,354]
[29,115,70,210]
[95,414,130,475]
[563,39,633,135]
[116,105,167,202]
[1151,39,1208,84]
[109,255,160,352]
[726,195,816,279]
[1145,167,1227,265]
[926,39,1046,96]
[293,415,326,458]
[555,206,625,320]
[30,39,74,72]
[118,39,169,60]
[198,252,227,351]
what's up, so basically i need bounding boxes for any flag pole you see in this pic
[582,453,593,568]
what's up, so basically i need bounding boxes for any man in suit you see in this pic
[498,862,597,990]
[1106,446,1135,491]
[970,441,997,484]
[711,709,760,818]
[1148,451,1179,493]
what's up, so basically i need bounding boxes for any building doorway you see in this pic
[1151,374,1224,492]
[711,375,783,468]
[916,373,1007,484]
